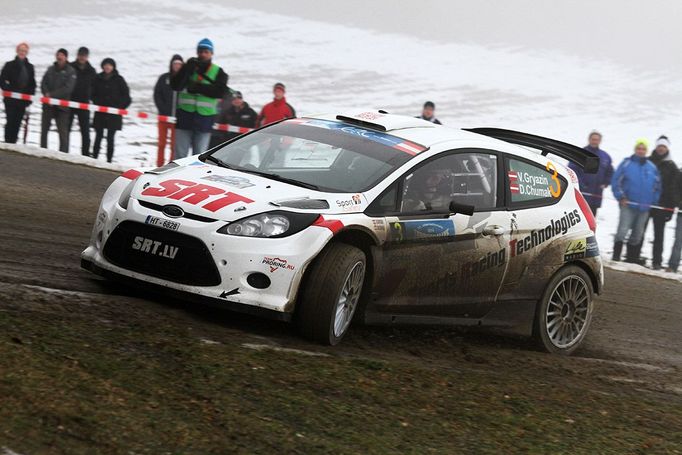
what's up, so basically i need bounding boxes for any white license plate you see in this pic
[145,215,180,231]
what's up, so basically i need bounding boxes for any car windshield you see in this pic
[206,118,425,193]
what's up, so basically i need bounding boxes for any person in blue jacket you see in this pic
[611,138,661,263]
[568,130,614,216]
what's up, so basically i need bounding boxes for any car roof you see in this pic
[306,109,547,163]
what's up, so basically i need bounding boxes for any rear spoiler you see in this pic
[463,127,599,174]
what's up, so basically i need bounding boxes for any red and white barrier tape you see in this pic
[582,191,678,213]
[1,89,253,133]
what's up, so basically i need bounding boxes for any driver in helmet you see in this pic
[403,165,451,212]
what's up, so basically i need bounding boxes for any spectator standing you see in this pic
[209,91,257,148]
[666,169,682,273]
[40,48,76,152]
[1,42,35,144]
[153,54,183,166]
[611,138,661,263]
[646,135,679,269]
[69,46,97,156]
[91,58,131,163]
[171,38,228,158]
[568,130,614,216]
[417,101,442,125]
[256,82,296,127]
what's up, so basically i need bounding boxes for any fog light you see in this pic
[247,272,271,289]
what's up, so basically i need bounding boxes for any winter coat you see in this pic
[40,62,76,111]
[154,55,183,117]
[568,146,614,208]
[256,97,296,127]
[649,151,679,212]
[1,57,36,107]
[211,101,259,144]
[611,155,661,211]
[170,58,228,132]
[416,114,442,125]
[91,70,131,131]
[69,61,97,103]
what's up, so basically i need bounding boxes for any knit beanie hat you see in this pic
[655,135,671,150]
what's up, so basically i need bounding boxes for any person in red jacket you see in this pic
[256,82,296,127]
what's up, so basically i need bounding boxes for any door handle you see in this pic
[482,225,505,236]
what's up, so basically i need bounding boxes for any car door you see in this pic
[366,149,511,319]
[497,155,569,301]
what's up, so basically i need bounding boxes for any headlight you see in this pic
[218,211,319,238]
[118,179,136,209]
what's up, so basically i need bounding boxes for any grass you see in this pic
[1,285,681,454]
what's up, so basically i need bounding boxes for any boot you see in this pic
[612,241,623,261]
[625,243,646,265]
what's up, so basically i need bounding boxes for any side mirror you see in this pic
[449,201,475,216]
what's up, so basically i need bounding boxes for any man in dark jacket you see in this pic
[417,101,442,125]
[568,130,614,216]
[40,48,76,152]
[647,135,679,269]
[1,42,36,143]
[154,54,183,166]
[91,58,131,163]
[69,46,97,156]
[666,169,682,272]
[209,91,257,148]
[171,38,228,158]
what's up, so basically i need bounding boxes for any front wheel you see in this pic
[534,265,595,355]
[296,243,366,345]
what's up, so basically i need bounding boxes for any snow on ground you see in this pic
[2,0,682,268]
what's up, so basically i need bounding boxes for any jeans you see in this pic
[3,99,27,143]
[668,214,682,271]
[615,205,649,245]
[157,121,176,166]
[69,108,91,156]
[93,127,117,163]
[174,129,211,159]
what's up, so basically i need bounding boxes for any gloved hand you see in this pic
[665,210,674,222]
[187,81,200,94]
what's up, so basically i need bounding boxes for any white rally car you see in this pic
[82,110,603,354]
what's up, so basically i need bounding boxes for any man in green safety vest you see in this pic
[170,38,228,158]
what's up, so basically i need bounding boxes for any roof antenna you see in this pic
[378,109,389,114]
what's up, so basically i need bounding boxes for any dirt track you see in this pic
[1,149,681,453]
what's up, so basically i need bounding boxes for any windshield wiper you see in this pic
[201,154,235,170]
[201,155,320,190]
[237,168,320,191]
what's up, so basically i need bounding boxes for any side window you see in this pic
[507,158,566,205]
[367,151,498,215]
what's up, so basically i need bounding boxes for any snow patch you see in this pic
[1,143,127,172]
[577,357,673,373]
[603,258,682,284]
[242,343,330,357]
[2,447,26,455]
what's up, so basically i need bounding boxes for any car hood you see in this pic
[131,161,368,221]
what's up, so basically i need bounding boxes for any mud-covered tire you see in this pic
[296,243,366,345]
[534,265,595,355]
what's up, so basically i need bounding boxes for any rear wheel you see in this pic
[296,243,366,345]
[534,265,594,355]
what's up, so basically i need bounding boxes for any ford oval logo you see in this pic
[162,205,184,218]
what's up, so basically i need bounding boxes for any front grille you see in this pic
[103,221,221,286]
[137,200,218,223]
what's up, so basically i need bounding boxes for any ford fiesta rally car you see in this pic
[82,110,603,354]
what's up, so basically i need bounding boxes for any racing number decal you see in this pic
[546,162,561,198]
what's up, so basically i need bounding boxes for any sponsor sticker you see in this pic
[336,194,363,211]
[371,219,386,232]
[262,256,295,273]
[508,159,562,201]
[564,236,599,262]
[145,215,180,231]
[390,219,455,242]
[141,179,254,212]
[509,209,582,257]
[131,236,180,259]
[202,174,255,189]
